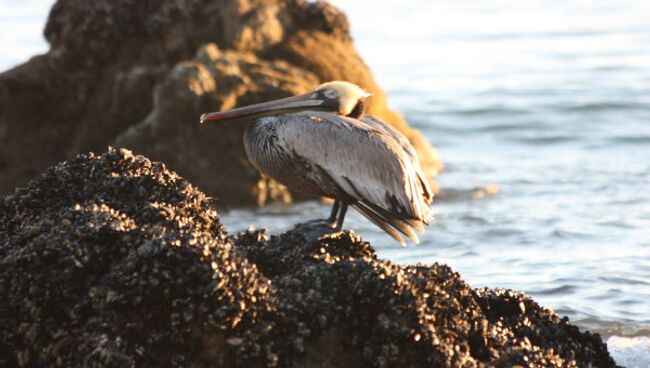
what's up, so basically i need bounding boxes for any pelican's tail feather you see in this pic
[353,201,421,246]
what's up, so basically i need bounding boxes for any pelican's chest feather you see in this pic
[243,117,296,177]
[243,115,333,197]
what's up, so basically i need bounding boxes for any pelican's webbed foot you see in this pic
[292,220,341,243]
[292,200,349,242]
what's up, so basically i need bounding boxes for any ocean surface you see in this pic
[2,0,649,365]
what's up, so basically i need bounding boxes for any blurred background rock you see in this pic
[0,0,442,207]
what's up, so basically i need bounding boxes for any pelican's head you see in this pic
[200,81,371,124]
[314,81,371,117]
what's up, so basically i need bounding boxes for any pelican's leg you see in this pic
[326,200,340,227]
[334,202,348,230]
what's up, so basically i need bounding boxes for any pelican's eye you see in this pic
[323,89,338,99]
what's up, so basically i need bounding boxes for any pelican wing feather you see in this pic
[277,111,434,244]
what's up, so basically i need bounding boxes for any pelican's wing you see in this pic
[277,111,434,245]
[358,115,417,160]
[358,115,433,201]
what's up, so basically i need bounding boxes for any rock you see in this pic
[0,148,265,367]
[0,149,616,367]
[0,0,443,206]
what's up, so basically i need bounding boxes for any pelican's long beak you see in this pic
[200,91,336,124]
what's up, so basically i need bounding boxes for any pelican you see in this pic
[201,81,433,245]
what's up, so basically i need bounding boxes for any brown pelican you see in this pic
[201,81,433,245]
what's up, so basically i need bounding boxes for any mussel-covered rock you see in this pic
[0,148,268,366]
[0,149,615,367]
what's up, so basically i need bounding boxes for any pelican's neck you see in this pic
[347,99,366,119]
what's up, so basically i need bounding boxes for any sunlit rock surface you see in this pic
[0,149,614,367]
[0,0,442,206]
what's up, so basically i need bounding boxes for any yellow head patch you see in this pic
[316,81,371,116]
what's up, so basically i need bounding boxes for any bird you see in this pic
[200,81,434,245]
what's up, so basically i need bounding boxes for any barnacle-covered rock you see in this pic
[0,149,614,367]
[234,229,616,367]
[0,148,268,366]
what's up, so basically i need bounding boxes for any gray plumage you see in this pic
[244,111,434,245]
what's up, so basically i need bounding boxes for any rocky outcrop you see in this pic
[0,0,443,206]
[0,149,615,367]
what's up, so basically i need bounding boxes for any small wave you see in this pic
[480,227,523,237]
[530,284,577,296]
[441,106,531,116]
[608,135,650,145]
[475,123,540,133]
[598,276,650,286]
[459,214,490,225]
[576,317,650,338]
[550,229,595,239]
[511,135,578,145]
[597,220,637,229]
[557,102,648,112]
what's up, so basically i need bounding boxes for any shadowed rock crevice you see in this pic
[0,0,443,206]
[1,149,615,367]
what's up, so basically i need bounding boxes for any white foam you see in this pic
[608,336,650,368]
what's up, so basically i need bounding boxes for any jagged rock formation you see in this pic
[0,149,615,367]
[0,0,442,206]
